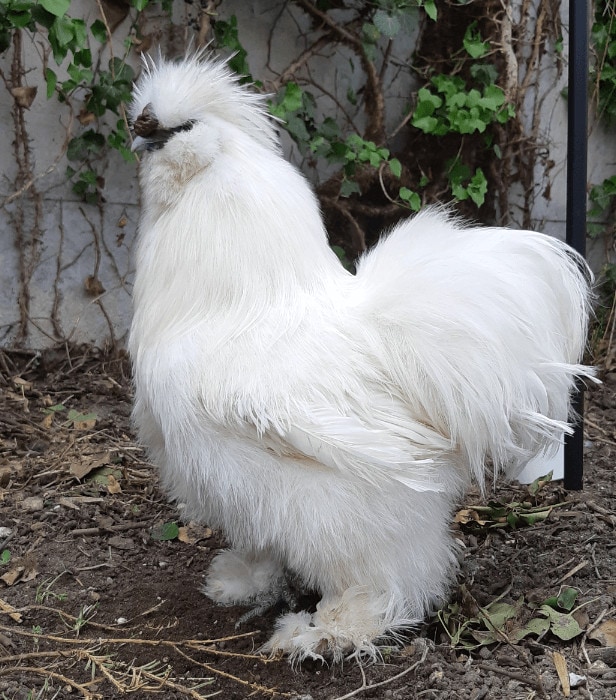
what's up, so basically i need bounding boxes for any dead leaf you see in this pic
[12,376,32,390]
[20,559,39,583]
[1,566,24,586]
[455,508,488,526]
[589,620,616,647]
[11,86,37,109]
[21,496,44,512]
[84,274,106,297]
[177,523,213,544]
[553,651,570,697]
[108,536,135,551]
[101,0,129,31]
[40,413,54,429]
[133,33,153,54]
[70,452,110,479]
[78,109,96,125]
[107,474,122,494]
[57,497,81,511]
[0,598,22,623]
[0,466,12,487]
[89,466,122,487]
[572,608,590,630]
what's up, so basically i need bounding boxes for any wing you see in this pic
[262,391,456,493]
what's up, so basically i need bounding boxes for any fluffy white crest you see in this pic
[130,51,279,152]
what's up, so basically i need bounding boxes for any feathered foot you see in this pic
[203,549,295,626]
[261,587,416,664]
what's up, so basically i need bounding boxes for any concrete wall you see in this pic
[0,1,613,349]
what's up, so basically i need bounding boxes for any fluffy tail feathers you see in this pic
[355,208,595,487]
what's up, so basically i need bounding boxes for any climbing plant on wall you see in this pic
[0,0,576,345]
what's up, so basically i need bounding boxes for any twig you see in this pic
[476,663,546,697]
[0,665,100,699]
[270,36,331,90]
[295,0,385,141]
[331,642,430,700]
[173,645,288,697]
[556,559,589,584]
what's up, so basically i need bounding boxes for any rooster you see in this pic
[128,53,593,663]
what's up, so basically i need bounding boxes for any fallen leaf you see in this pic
[108,536,135,550]
[21,560,39,583]
[455,508,488,526]
[89,466,122,487]
[21,496,44,512]
[540,606,584,640]
[553,651,570,697]
[589,620,616,647]
[40,413,54,429]
[151,521,179,541]
[57,497,81,510]
[527,470,553,497]
[13,376,32,390]
[107,474,122,494]
[0,598,22,623]
[70,452,110,479]
[510,615,550,642]
[68,408,98,430]
[177,523,213,544]
[1,566,24,586]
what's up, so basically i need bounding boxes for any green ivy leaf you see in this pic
[50,15,73,46]
[361,21,380,45]
[463,21,490,59]
[422,0,437,21]
[389,158,402,178]
[557,587,579,612]
[40,0,70,18]
[510,615,551,642]
[399,187,421,211]
[67,130,106,160]
[467,167,488,207]
[373,10,401,38]
[340,179,361,197]
[90,19,108,43]
[539,606,584,641]
[281,82,303,113]
[45,67,57,99]
[151,521,180,541]
[479,84,506,111]
[8,10,33,29]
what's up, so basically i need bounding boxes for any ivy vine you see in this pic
[1,0,515,245]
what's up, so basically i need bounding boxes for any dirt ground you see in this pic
[0,347,615,700]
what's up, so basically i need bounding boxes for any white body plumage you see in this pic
[128,54,593,662]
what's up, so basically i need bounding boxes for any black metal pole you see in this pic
[564,0,588,490]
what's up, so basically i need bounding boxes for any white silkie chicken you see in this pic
[128,54,593,663]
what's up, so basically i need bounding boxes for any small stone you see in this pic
[569,672,586,688]
[116,617,128,625]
